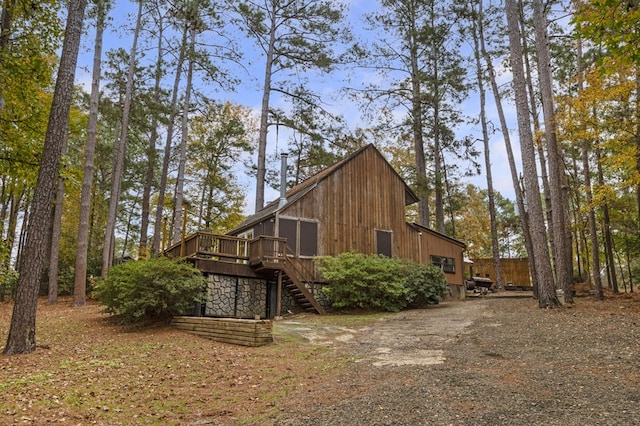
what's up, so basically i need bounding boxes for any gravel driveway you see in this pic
[273,293,640,425]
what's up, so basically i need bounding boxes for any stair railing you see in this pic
[284,246,317,284]
[282,246,326,314]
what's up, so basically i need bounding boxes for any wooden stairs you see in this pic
[249,257,325,315]
[280,260,326,315]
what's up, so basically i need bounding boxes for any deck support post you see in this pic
[276,270,283,317]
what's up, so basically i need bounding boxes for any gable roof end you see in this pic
[230,144,419,234]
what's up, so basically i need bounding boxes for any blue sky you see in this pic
[75,0,520,216]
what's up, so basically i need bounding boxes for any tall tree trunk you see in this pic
[532,0,573,303]
[47,156,66,305]
[4,0,87,355]
[479,8,538,293]
[172,25,196,244]
[197,169,208,230]
[636,69,640,228]
[441,164,457,237]
[120,195,138,259]
[139,6,164,259]
[472,1,504,290]
[429,9,445,233]
[254,2,278,212]
[0,0,14,110]
[569,155,586,283]
[505,0,557,307]
[583,139,603,299]
[15,198,30,270]
[4,181,25,270]
[596,144,619,293]
[101,0,143,275]
[409,11,429,227]
[73,0,107,306]
[0,178,7,240]
[433,100,445,234]
[576,35,604,299]
[519,0,553,249]
[152,21,187,253]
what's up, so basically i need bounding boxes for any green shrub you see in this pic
[94,257,207,324]
[404,261,449,305]
[318,253,449,312]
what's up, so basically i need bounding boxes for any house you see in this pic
[165,144,466,319]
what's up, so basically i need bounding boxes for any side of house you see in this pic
[229,144,466,301]
[167,144,468,319]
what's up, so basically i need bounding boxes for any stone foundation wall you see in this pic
[204,273,331,317]
[205,274,268,319]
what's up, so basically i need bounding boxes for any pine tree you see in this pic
[4,0,88,355]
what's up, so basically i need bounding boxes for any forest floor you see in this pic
[1,289,639,425]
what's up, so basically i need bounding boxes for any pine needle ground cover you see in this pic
[0,298,349,425]
[2,291,640,425]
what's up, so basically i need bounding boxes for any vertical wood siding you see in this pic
[281,145,465,286]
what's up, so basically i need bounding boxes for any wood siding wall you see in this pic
[416,228,465,286]
[280,146,465,287]
[282,147,409,255]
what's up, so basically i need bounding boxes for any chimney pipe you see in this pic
[278,152,288,208]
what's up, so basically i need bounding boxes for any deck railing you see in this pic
[163,232,293,267]
[163,232,251,263]
[164,231,323,313]
[248,236,287,267]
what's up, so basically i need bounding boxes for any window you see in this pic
[376,230,393,257]
[278,217,318,257]
[237,229,254,258]
[238,229,254,240]
[253,220,274,237]
[261,220,274,236]
[431,255,456,274]
[299,221,318,257]
[279,218,298,254]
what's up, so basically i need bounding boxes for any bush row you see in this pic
[4,253,449,322]
[319,252,449,312]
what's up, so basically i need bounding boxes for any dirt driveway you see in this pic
[272,293,640,426]
[275,298,488,367]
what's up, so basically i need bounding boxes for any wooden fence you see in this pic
[470,258,531,287]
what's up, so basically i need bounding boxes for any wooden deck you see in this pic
[164,232,325,315]
[164,233,286,268]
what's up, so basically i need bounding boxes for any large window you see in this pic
[431,255,456,274]
[375,230,393,257]
[238,229,254,240]
[278,217,318,257]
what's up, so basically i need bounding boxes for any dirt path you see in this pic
[277,299,489,367]
[273,294,640,426]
